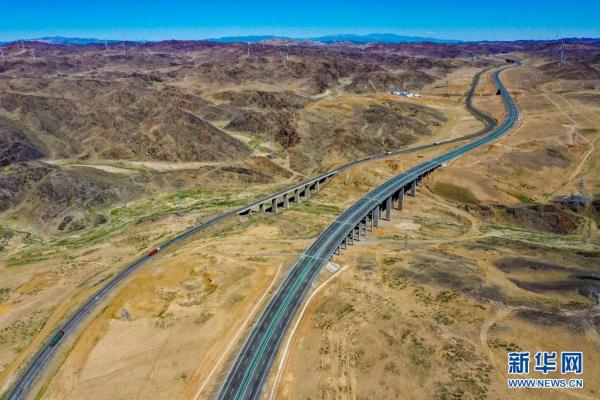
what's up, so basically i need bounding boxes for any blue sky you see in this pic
[1,0,599,42]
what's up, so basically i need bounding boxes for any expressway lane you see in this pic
[217,61,521,400]
[6,65,498,400]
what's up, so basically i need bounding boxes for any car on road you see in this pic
[48,330,65,347]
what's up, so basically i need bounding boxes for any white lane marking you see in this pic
[192,262,284,400]
[268,265,349,400]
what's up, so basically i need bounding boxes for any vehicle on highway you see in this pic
[48,330,65,347]
[6,63,504,400]
[217,61,521,400]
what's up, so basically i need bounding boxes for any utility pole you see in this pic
[285,40,289,61]
[122,43,126,56]
[105,40,108,52]
[579,178,585,196]
[572,128,577,146]
[247,41,250,56]
[30,48,36,62]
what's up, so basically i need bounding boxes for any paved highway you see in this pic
[217,61,521,400]
[6,65,499,399]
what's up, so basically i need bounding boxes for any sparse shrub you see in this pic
[383,257,400,266]
[434,311,454,325]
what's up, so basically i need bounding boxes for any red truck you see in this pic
[148,247,160,257]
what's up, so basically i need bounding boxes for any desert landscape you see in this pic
[0,36,599,400]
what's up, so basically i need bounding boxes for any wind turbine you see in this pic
[30,48,36,62]
[247,41,250,56]
[560,39,565,63]
[285,39,289,61]
[0,48,4,62]
[104,40,108,52]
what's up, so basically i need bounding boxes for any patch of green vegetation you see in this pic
[248,137,272,153]
[485,224,600,250]
[435,290,460,303]
[7,251,53,267]
[487,338,521,352]
[412,286,432,305]
[383,266,411,288]
[507,191,535,204]
[433,182,480,204]
[294,201,341,215]
[0,287,9,303]
[151,81,166,92]
[382,257,400,266]
[0,225,14,241]
[407,337,434,367]
[442,338,476,362]
[434,310,454,325]
[414,215,468,234]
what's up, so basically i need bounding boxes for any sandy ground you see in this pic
[432,57,600,204]
[44,159,226,173]
[271,186,599,400]
[34,136,462,399]
[6,58,597,400]
[11,104,476,398]
[267,57,600,400]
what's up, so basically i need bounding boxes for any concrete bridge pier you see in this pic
[384,197,392,221]
[260,203,266,213]
[315,180,320,191]
[409,180,416,196]
[373,207,379,228]
[283,193,289,209]
[271,198,278,213]
[305,185,311,199]
[397,187,404,210]
[294,188,301,203]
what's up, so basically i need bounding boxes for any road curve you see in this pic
[5,65,498,400]
[217,61,521,400]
